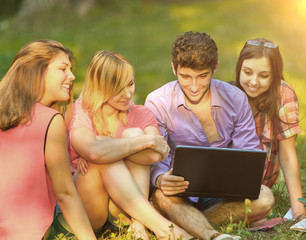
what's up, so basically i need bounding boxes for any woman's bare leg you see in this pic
[74,165,109,230]
[124,162,150,239]
[109,128,151,239]
[98,160,194,239]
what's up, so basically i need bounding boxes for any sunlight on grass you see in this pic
[168,5,208,32]
[169,5,205,19]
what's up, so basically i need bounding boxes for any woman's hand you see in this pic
[150,135,170,161]
[77,157,88,176]
[156,169,189,196]
[292,201,305,220]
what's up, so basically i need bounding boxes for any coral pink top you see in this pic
[68,99,158,173]
[0,103,59,240]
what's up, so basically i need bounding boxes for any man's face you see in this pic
[174,64,216,105]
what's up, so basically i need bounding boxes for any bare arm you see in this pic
[123,126,169,165]
[278,136,305,219]
[45,115,96,240]
[71,127,168,164]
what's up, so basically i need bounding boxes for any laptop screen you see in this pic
[172,145,266,199]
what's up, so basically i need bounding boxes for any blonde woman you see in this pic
[61,50,194,239]
[0,39,96,240]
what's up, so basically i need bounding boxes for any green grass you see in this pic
[1,0,305,239]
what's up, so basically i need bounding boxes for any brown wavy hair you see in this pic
[235,38,283,125]
[172,31,218,73]
[235,38,298,151]
[0,39,74,131]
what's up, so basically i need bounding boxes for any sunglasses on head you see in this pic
[246,39,278,48]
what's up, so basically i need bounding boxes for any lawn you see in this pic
[0,0,305,239]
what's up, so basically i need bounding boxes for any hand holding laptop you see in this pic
[156,169,189,196]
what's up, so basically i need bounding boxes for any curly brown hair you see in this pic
[171,31,218,73]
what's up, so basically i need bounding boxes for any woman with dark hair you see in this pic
[235,38,305,219]
[0,39,96,240]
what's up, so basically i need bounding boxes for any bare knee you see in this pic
[121,127,145,138]
[251,185,274,219]
[257,185,275,211]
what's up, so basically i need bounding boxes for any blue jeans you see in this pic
[191,197,223,211]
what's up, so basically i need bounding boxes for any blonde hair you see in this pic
[81,50,134,136]
[0,39,74,131]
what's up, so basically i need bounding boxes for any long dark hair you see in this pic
[235,38,284,132]
[0,39,74,131]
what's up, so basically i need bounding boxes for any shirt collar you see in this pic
[176,82,186,108]
[210,79,221,108]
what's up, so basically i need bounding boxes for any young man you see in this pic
[145,31,274,240]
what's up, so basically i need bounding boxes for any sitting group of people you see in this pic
[0,31,304,240]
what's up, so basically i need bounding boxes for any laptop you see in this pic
[172,145,266,199]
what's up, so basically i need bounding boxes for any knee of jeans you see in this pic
[120,127,144,138]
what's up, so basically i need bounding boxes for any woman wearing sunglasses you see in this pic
[235,38,305,219]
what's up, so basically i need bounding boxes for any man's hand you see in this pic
[156,169,189,196]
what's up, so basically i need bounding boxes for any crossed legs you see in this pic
[151,185,274,240]
[204,185,275,225]
[152,189,218,240]
[75,128,193,239]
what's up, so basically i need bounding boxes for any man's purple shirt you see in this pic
[145,79,261,189]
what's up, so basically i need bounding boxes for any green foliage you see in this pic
[107,214,131,240]
[0,0,23,20]
[218,199,253,239]
[1,0,306,114]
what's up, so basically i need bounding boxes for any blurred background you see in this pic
[0,0,305,135]
[1,1,305,228]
